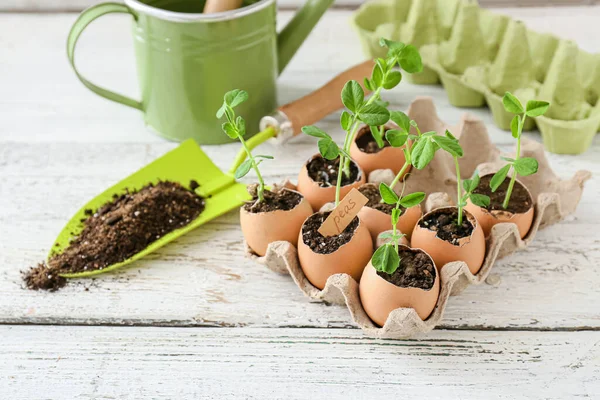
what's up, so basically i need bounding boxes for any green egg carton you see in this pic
[352,0,600,154]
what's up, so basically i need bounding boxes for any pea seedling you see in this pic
[301,38,423,205]
[217,89,273,203]
[490,92,549,209]
[371,184,425,274]
[432,130,490,225]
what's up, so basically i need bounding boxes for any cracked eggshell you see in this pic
[349,124,412,177]
[298,212,373,290]
[296,154,366,211]
[359,246,440,326]
[411,207,486,275]
[465,198,534,240]
[240,189,313,257]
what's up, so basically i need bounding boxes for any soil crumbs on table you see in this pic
[23,181,205,291]
[355,125,392,154]
[243,185,302,213]
[302,211,359,254]
[378,247,436,290]
[359,184,406,215]
[307,155,360,188]
[473,175,533,213]
[419,208,473,245]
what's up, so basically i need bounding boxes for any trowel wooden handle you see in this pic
[279,59,375,136]
[204,0,243,13]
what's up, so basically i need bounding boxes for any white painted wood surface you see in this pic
[2,326,599,399]
[0,7,599,398]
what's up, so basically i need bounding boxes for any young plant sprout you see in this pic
[371,183,425,274]
[301,38,423,205]
[490,92,549,209]
[432,130,490,225]
[217,89,273,203]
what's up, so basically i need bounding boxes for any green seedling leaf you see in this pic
[379,37,405,51]
[411,139,436,170]
[445,130,458,141]
[513,157,538,176]
[341,80,364,113]
[432,134,463,157]
[216,104,227,119]
[385,129,408,147]
[379,182,399,205]
[302,125,330,139]
[370,126,385,148]
[399,45,423,73]
[236,116,246,137]
[389,110,411,133]
[364,77,373,91]
[372,244,400,275]
[318,138,340,160]
[501,156,516,163]
[340,111,352,131]
[391,208,401,226]
[502,92,524,114]
[469,193,490,208]
[462,179,475,193]
[383,70,402,89]
[224,89,249,108]
[378,231,396,240]
[490,164,511,192]
[410,120,418,128]
[372,63,384,87]
[525,100,550,117]
[359,103,390,127]
[222,122,238,139]
[399,192,425,208]
[234,159,253,179]
[510,115,520,139]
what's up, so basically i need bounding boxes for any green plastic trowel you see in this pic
[52,60,375,278]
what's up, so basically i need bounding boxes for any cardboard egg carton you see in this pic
[245,97,590,339]
[351,0,600,155]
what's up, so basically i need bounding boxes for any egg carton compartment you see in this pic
[244,97,590,339]
[351,0,600,154]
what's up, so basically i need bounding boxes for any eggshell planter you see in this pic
[245,98,590,339]
[411,207,486,275]
[352,0,600,154]
[464,176,535,240]
[349,124,411,176]
[240,189,313,257]
[359,245,440,326]
[296,154,366,211]
[357,183,421,243]
[297,212,373,290]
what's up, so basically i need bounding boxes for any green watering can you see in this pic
[67,0,334,144]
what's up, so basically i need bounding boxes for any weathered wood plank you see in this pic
[1,326,598,399]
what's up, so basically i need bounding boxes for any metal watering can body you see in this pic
[67,0,334,144]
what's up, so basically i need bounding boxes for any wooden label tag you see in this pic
[318,188,369,237]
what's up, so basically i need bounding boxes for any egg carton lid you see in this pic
[244,97,591,339]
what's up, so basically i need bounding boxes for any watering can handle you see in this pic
[260,59,375,144]
[66,3,143,111]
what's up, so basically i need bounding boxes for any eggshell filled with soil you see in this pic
[464,174,535,239]
[359,245,439,326]
[350,124,411,177]
[240,188,313,257]
[411,207,486,275]
[357,183,422,243]
[297,154,366,211]
[298,211,373,289]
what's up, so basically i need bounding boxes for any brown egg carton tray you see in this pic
[245,97,591,339]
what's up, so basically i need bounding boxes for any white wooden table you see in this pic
[1,6,599,399]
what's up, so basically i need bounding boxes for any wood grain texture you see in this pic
[1,326,599,399]
[0,10,598,333]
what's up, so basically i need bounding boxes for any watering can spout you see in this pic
[277,0,335,74]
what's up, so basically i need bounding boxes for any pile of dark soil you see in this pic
[355,125,392,154]
[23,181,205,291]
[302,211,359,254]
[419,208,473,245]
[243,185,303,213]
[377,247,436,290]
[359,184,406,215]
[306,155,360,188]
[473,175,533,213]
